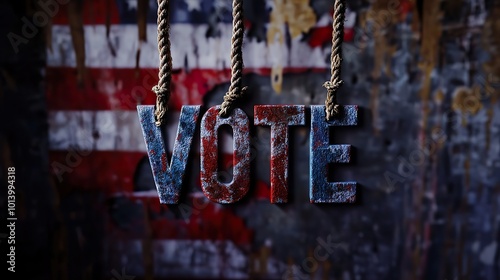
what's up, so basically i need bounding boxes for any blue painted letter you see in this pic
[137,105,201,204]
[310,105,358,203]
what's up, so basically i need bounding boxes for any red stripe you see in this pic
[50,151,145,194]
[51,150,265,243]
[49,150,258,243]
[308,26,355,47]
[46,67,328,111]
[49,151,269,196]
[46,67,223,111]
[106,195,254,244]
[51,0,121,25]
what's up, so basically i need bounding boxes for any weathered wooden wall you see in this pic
[1,0,500,279]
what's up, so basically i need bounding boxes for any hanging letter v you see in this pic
[137,105,201,204]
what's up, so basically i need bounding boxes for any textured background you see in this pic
[1,0,500,279]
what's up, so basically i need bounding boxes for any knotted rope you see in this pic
[152,0,172,126]
[323,0,346,120]
[218,0,247,118]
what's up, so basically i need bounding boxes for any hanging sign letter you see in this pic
[254,105,306,203]
[310,105,358,203]
[200,106,251,204]
[137,105,201,204]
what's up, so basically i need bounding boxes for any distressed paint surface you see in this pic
[9,0,500,279]
[310,105,358,203]
[137,105,200,204]
[47,24,347,69]
[254,105,305,203]
[200,106,251,204]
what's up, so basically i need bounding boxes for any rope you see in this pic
[152,0,172,127]
[219,0,247,118]
[323,0,346,121]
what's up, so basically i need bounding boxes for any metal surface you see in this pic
[200,106,251,204]
[254,105,305,203]
[137,105,201,204]
[309,105,358,203]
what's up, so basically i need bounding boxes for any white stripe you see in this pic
[49,110,235,153]
[48,24,330,69]
[317,9,356,28]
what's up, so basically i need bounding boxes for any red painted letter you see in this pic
[200,106,250,204]
[254,105,305,203]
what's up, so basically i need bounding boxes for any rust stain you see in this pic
[402,1,443,277]
[267,0,285,45]
[434,88,444,105]
[431,126,446,151]
[364,0,401,133]
[451,86,483,126]
[268,0,316,41]
[481,6,500,151]
[267,0,315,93]
[259,245,270,276]
[106,0,111,38]
[135,48,141,79]
[451,86,482,114]
[367,0,400,62]
[283,0,316,39]
[136,0,149,77]
[137,1,148,41]
[418,0,441,131]
[270,64,283,94]
[267,0,285,94]
[322,260,331,280]
[481,5,500,68]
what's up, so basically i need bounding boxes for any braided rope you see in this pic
[152,0,172,126]
[324,0,346,120]
[219,0,247,118]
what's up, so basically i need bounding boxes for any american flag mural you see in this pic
[4,0,500,279]
[46,0,358,278]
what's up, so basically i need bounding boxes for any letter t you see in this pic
[254,105,305,203]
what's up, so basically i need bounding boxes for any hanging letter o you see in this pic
[200,106,251,204]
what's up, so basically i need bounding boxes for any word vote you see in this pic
[137,105,358,204]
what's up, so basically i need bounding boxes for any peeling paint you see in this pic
[137,105,201,204]
[200,106,251,204]
[254,105,306,203]
[309,105,358,203]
